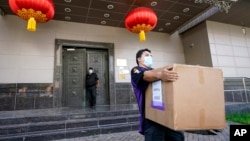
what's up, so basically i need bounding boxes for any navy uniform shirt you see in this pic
[131,65,152,134]
[86,73,99,87]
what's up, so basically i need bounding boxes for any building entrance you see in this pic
[62,47,109,108]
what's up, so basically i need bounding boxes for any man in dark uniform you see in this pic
[131,48,184,141]
[86,67,100,108]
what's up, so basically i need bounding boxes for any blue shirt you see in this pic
[131,66,152,134]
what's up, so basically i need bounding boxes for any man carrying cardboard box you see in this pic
[131,48,184,141]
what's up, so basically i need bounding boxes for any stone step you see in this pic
[0,114,140,136]
[0,106,140,141]
[0,109,139,126]
[0,115,67,126]
[0,122,139,141]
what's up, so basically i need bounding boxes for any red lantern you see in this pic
[9,0,55,32]
[125,7,157,41]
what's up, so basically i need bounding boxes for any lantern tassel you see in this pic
[27,17,36,32]
[139,30,146,41]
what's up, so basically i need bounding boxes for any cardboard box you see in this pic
[145,64,226,131]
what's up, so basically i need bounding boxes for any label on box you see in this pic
[151,80,165,110]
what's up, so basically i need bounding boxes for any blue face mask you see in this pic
[144,56,153,68]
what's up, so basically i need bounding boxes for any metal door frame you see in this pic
[53,39,115,108]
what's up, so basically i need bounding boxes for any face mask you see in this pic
[89,69,93,74]
[143,56,153,68]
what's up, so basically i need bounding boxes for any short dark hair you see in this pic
[89,67,93,70]
[136,48,151,65]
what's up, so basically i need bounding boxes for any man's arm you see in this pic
[96,79,100,87]
[143,70,162,82]
[143,66,179,82]
[94,73,100,87]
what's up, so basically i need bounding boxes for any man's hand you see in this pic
[96,80,100,87]
[143,66,179,82]
[160,66,179,82]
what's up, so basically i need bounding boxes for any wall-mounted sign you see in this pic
[116,59,127,67]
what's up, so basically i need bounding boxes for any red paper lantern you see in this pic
[125,7,157,41]
[9,0,55,32]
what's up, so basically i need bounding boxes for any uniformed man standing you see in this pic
[85,67,100,108]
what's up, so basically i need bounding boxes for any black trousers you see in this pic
[86,86,97,107]
[144,119,184,141]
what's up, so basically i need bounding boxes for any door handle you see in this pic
[72,91,77,95]
[73,67,77,72]
[73,56,78,61]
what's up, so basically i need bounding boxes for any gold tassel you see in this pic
[139,30,146,41]
[27,17,36,32]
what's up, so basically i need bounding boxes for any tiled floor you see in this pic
[54,122,234,141]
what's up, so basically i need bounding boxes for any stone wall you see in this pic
[0,83,53,111]
[1,78,250,111]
